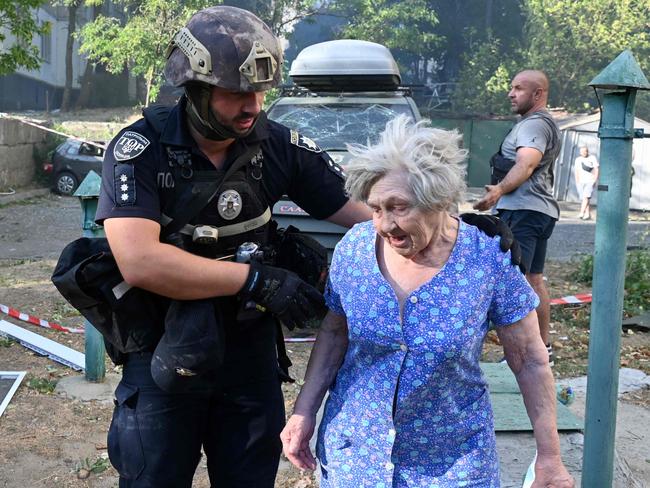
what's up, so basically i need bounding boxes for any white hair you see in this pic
[344,115,468,211]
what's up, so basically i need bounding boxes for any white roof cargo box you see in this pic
[289,40,401,92]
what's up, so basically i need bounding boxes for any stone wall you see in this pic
[0,118,47,190]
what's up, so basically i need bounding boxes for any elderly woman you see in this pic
[280,116,574,487]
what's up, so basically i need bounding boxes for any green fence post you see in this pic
[73,170,106,382]
[582,51,650,487]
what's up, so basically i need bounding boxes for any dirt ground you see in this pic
[1,253,649,487]
[0,109,648,486]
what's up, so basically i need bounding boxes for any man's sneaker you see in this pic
[546,344,555,367]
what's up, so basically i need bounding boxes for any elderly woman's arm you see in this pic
[497,311,575,487]
[280,310,349,470]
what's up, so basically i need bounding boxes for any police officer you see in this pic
[96,6,368,487]
[95,6,519,487]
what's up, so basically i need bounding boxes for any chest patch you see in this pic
[114,131,150,161]
[114,163,136,206]
[290,130,321,153]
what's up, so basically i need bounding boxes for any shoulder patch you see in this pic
[114,131,150,161]
[323,153,345,178]
[290,130,322,153]
[114,163,136,206]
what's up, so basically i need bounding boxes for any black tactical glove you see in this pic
[239,260,326,330]
[459,213,526,274]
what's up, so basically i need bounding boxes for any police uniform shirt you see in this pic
[95,98,348,228]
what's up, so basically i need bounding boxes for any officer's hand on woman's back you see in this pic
[239,261,326,330]
[459,213,526,274]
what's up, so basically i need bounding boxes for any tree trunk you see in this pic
[485,0,494,39]
[144,67,153,107]
[60,1,80,112]
[75,4,101,109]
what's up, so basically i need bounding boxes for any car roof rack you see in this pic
[277,84,412,98]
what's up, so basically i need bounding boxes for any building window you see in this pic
[41,26,51,63]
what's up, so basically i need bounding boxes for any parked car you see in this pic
[266,39,422,254]
[44,139,105,195]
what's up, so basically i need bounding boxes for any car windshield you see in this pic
[268,102,414,150]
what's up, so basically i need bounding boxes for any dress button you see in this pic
[385,461,394,470]
[388,428,396,437]
[410,296,418,304]
[400,344,408,352]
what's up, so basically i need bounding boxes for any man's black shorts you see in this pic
[498,209,557,274]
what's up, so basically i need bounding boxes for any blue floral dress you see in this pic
[316,220,539,488]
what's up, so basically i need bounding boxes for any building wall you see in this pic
[0,4,97,110]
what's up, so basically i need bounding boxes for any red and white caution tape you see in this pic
[0,303,84,334]
[550,293,592,306]
[0,113,106,149]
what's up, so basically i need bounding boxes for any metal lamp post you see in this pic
[582,50,650,487]
[73,170,106,382]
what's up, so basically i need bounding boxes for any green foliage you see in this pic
[226,0,318,36]
[450,0,650,115]
[572,249,650,317]
[0,0,50,75]
[27,376,57,394]
[452,38,522,115]
[76,455,111,475]
[0,336,15,347]
[79,0,215,106]
[333,0,442,81]
[32,129,67,186]
[523,0,650,111]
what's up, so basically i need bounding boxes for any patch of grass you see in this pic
[571,249,650,317]
[49,303,82,322]
[26,377,57,394]
[0,196,49,210]
[0,336,15,347]
[76,455,111,475]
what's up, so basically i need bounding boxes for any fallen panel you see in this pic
[0,371,26,417]
[0,320,84,371]
[481,362,583,432]
[622,312,650,331]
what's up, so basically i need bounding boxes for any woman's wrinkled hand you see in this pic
[280,413,317,471]
[532,454,575,487]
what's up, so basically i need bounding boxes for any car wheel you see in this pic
[55,172,79,196]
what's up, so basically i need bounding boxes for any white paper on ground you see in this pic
[522,451,537,488]
[0,319,85,370]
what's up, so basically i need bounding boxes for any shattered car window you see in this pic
[269,103,414,150]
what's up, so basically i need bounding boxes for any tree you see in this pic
[80,0,216,106]
[225,0,320,36]
[333,0,442,84]
[0,0,50,75]
[429,0,524,83]
[452,38,521,115]
[524,0,650,112]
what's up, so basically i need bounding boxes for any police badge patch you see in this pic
[217,189,242,220]
[114,131,150,161]
[290,130,322,153]
[114,163,136,206]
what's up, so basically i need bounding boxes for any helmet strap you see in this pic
[184,84,257,141]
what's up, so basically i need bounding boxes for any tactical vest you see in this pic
[143,104,273,259]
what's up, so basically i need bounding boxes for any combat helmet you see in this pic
[164,6,283,140]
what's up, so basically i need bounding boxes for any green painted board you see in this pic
[481,362,583,432]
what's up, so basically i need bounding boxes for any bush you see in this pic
[32,126,66,186]
[571,249,650,317]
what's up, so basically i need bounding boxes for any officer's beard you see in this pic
[184,84,259,141]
